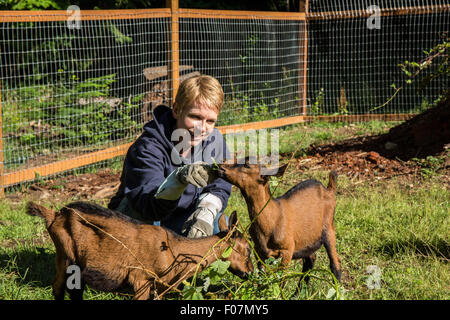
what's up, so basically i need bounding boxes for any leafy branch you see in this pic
[370,33,449,112]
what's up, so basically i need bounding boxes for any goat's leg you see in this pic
[300,253,316,285]
[291,253,316,296]
[278,249,293,268]
[67,281,85,300]
[133,280,151,300]
[323,226,342,282]
[253,242,273,271]
[52,254,68,300]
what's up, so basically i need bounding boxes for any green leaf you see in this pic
[211,260,230,274]
[182,285,204,300]
[222,246,233,259]
[202,277,211,292]
[203,260,230,285]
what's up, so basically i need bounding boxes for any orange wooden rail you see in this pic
[0,8,171,22]
[178,8,306,20]
[2,143,133,187]
[1,4,446,23]
[0,8,307,22]
[307,5,449,20]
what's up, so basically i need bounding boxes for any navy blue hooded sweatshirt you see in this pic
[109,105,232,233]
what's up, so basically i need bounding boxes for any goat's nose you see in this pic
[216,167,226,177]
[240,271,250,280]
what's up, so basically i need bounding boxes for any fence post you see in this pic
[299,0,309,115]
[167,0,180,105]
[0,75,3,197]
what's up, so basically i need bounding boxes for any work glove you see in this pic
[155,162,216,201]
[177,162,216,187]
[182,193,223,238]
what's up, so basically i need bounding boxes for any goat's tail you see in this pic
[26,201,56,229]
[327,171,338,193]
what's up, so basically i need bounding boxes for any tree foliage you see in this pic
[0,0,300,11]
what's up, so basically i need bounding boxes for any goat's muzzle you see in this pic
[216,166,226,179]
[229,268,250,280]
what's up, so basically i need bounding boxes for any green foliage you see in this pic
[411,155,446,179]
[1,2,140,166]
[373,34,449,112]
[399,37,449,92]
[182,259,231,300]
[235,258,284,300]
[52,74,139,146]
[0,0,156,10]
[311,88,324,115]
[2,0,66,10]
[180,254,345,301]
[2,73,140,168]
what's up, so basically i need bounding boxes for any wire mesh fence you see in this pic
[0,1,449,190]
[0,10,172,188]
[307,0,449,117]
[179,11,306,126]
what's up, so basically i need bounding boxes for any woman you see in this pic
[108,75,231,238]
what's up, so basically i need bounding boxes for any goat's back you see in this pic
[48,202,171,290]
[48,201,229,291]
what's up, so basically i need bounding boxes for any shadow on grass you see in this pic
[0,246,55,288]
[378,237,449,260]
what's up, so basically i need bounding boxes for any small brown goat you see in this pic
[26,201,252,300]
[217,158,341,284]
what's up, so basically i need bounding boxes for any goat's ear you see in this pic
[218,213,228,233]
[275,163,288,177]
[228,210,238,230]
[245,156,258,165]
[261,163,288,177]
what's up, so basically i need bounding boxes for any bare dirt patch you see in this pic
[302,96,450,185]
[6,168,121,205]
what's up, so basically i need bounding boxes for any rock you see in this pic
[384,141,398,151]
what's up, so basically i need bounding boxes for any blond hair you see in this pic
[173,75,224,115]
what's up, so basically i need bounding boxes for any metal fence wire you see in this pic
[180,11,305,126]
[307,0,449,116]
[0,1,449,189]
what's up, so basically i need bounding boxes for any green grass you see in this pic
[0,121,448,300]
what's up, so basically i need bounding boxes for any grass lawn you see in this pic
[0,121,448,300]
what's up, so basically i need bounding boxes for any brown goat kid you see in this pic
[217,159,341,284]
[26,201,253,300]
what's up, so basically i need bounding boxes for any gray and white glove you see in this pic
[155,162,216,201]
[182,193,223,238]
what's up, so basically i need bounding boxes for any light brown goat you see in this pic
[217,158,341,284]
[26,201,252,300]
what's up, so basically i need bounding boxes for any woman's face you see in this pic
[172,101,218,147]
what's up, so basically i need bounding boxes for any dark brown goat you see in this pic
[217,158,341,284]
[26,201,253,300]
